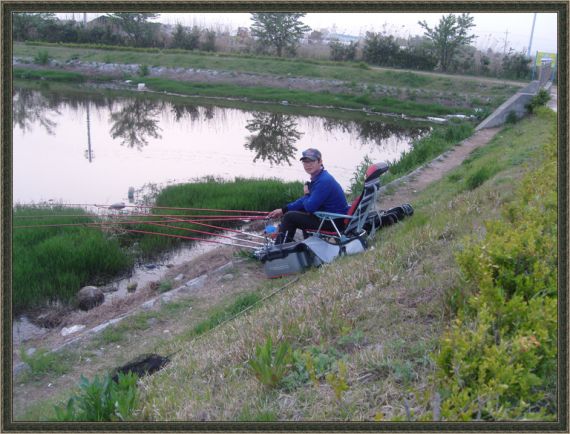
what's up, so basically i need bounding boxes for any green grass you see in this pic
[13,67,85,82]
[134,107,556,422]
[128,177,303,259]
[382,121,475,183]
[13,42,519,114]
[13,205,133,313]
[138,77,467,117]
[13,178,300,311]
[189,291,261,337]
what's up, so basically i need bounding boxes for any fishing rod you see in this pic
[124,228,261,250]
[62,203,270,215]
[142,220,264,246]
[14,215,270,246]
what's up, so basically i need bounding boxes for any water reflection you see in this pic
[245,113,303,166]
[323,119,427,147]
[13,86,432,204]
[110,100,163,149]
[171,102,201,122]
[13,88,59,135]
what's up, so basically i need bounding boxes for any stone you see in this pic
[77,286,104,311]
[101,284,119,293]
[61,324,86,336]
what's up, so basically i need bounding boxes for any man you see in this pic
[267,148,348,244]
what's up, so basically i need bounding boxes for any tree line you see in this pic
[13,12,532,80]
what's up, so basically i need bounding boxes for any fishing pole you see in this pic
[62,203,270,215]
[124,228,259,250]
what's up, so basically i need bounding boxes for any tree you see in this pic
[249,13,310,57]
[329,40,358,62]
[13,13,57,41]
[106,13,159,47]
[418,13,476,72]
[362,32,400,66]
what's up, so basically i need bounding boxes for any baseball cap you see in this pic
[300,148,322,161]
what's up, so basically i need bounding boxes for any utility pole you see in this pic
[527,13,537,57]
[503,30,509,55]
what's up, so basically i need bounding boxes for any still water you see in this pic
[13,87,429,205]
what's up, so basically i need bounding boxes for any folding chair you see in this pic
[311,162,390,244]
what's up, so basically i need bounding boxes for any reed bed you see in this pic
[12,205,132,313]
[13,178,301,312]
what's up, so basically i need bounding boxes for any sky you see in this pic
[57,12,558,55]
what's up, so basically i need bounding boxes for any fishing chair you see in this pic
[310,162,390,245]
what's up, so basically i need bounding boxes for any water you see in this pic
[12,87,430,343]
[13,86,429,205]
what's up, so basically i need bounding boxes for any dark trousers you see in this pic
[276,211,345,244]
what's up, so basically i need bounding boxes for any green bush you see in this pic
[53,372,139,421]
[138,64,150,77]
[431,116,557,420]
[526,89,550,114]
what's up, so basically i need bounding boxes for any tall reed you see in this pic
[13,205,132,313]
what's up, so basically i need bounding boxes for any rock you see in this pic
[77,286,104,311]
[174,273,185,282]
[222,273,234,281]
[61,324,86,336]
[127,282,138,293]
[101,284,119,293]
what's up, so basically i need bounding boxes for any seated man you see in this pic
[267,148,348,244]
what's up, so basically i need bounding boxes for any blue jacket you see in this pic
[284,168,348,215]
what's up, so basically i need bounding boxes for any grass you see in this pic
[12,205,133,313]
[132,109,556,421]
[13,41,520,116]
[129,177,302,259]
[13,105,556,424]
[13,179,299,312]
[382,121,475,184]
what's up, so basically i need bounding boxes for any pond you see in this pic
[13,86,430,206]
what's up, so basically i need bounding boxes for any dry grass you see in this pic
[135,134,540,421]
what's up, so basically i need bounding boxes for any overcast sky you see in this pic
[57,12,558,55]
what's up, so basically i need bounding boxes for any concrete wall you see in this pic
[476,81,542,130]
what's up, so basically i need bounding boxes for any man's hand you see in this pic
[267,208,283,219]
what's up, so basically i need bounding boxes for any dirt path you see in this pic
[379,127,502,209]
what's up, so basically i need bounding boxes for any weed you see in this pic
[248,336,292,388]
[52,372,138,421]
[191,292,261,337]
[33,50,50,65]
[347,155,374,201]
[158,280,173,293]
[325,360,349,401]
[18,348,71,380]
[138,64,150,77]
[465,166,493,190]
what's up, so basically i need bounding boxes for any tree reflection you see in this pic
[323,118,428,147]
[110,99,162,149]
[245,113,303,166]
[13,88,59,135]
[170,102,201,122]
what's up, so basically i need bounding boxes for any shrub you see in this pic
[526,89,550,114]
[430,115,557,420]
[53,372,139,421]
